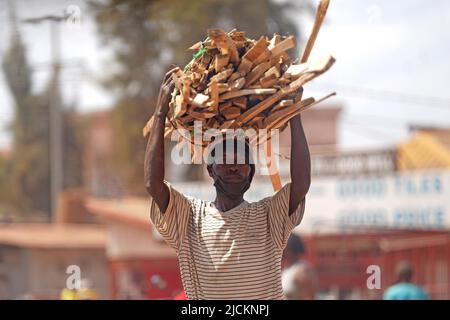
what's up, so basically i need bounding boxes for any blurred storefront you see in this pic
[0,223,108,299]
[86,198,183,299]
[302,230,450,300]
[83,109,450,300]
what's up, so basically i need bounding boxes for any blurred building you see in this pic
[300,126,450,299]
[302,230,450,300]
[0,223,108,299]
[86,198,182,299]
[81,110,124,198]
[81,106,450,300]
[397,126,450,170]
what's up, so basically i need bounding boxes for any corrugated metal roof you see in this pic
[397,132,450,170]
[0,224,106,249]
[86,197,150,230]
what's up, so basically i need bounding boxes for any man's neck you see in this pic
[214,192,245,212]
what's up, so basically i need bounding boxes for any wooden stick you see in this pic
[301,0,330,63]
[266,138,282,191]
[268,0,330,192]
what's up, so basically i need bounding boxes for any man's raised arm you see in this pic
[288,114,311,216]
[144,68,177,213]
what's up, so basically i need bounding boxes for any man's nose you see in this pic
[227,165,239,174]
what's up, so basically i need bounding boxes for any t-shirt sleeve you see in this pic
[262,182,305,250]
[148,180,192,253]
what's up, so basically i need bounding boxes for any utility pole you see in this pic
[22,14,68,221]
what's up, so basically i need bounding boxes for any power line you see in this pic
[312,82,450,109]
[340,118,402,143]
[342,113,450,130]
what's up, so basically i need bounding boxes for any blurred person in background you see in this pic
[282,261,318,300]
[384,261,429,300]
[282,233,306,269]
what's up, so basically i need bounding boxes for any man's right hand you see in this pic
[156,67,178,116]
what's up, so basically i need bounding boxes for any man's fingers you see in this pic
[163,72,176,87]
[163,66,179,83]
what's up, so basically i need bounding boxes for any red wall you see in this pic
[302,230,450,299]
[110,258,183,300]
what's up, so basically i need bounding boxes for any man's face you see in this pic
[208,151,252,184]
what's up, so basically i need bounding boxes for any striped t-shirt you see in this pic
[148,181,305,300]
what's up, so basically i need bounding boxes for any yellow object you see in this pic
[60,288,78,300]
[76,288,99,300]
[397,132,450,170]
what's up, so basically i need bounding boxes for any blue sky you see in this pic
[1,0,449,150]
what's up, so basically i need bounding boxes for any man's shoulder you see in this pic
[384,283,428,300]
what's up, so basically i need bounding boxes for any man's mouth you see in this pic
[223,175,244,183]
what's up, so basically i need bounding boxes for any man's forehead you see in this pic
[207,137,254,164]
[218,150,247,162]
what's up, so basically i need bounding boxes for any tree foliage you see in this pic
[1,27,83,218]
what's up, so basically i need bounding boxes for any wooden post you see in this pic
[266,138,282,191]
[266,0,330,192]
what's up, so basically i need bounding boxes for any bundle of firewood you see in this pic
[143,28,335,146]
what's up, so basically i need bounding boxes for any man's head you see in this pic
[283,262,318,300]
[395,261,413,283]
[206,137,255,199]
[282,234,306,268]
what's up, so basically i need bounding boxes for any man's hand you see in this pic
[155,67,178,116]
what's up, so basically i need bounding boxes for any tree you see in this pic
[90,0,313,194]
[1,14,84,219]
[1,25,51,216]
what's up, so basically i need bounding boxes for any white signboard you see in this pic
[173,170,450,233]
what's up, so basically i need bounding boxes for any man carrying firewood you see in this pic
[144,67,311,300]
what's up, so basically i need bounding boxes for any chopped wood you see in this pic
[264,66,281,79]
[174,95,187,119]
[229,31,246,42]
[229,77,246,91]
[214,54,230,72]
[268,34,281,50]
[281,63,308,80]
[220,88,277,100]
[222,106,241,120]
[145,28,336,150]
[245,61,272,86]
[271,99,294,112]
[219,101,233,111]
[232,97,248,109]
[237,58,253,74]
[208,80,219,110]
[191,93,210,108]
[242,36,269,62]
[259,74,278,88]
[208,29,240,63]
[189,110,216,120]
[252,48,271,65]
[219,120,236,131]
[209,68,234,84]
[217,83,230,94]
[265,98,315,129]
[206,117,217,128]
[270,35,296,57]
[228,71,246,82]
